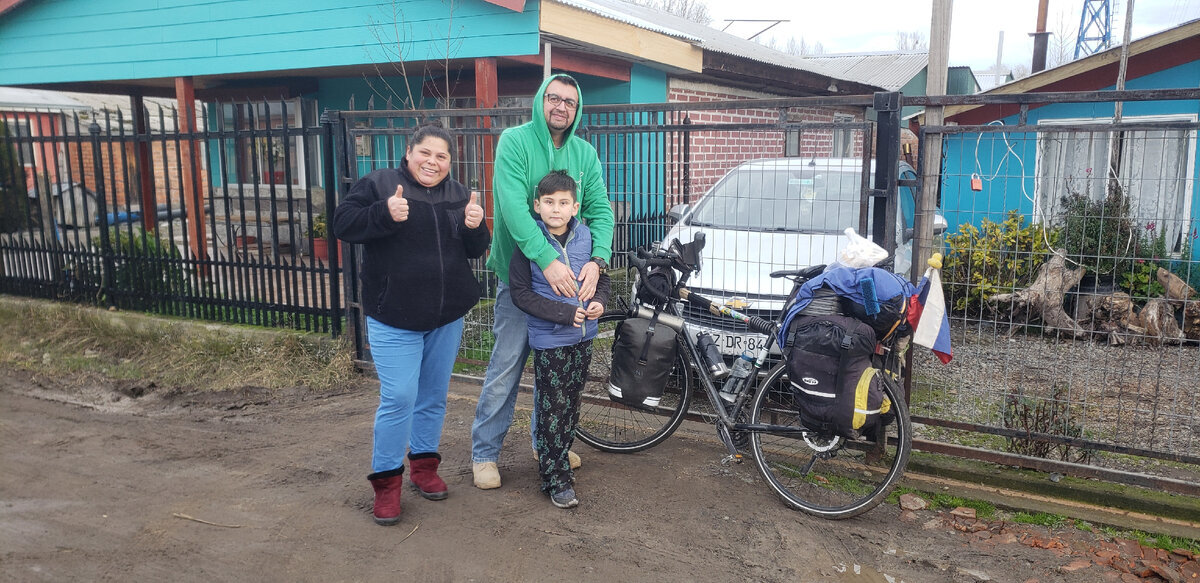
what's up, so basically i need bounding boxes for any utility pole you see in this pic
[915,0,952,277]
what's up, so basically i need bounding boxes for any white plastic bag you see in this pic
[837,227,887,268]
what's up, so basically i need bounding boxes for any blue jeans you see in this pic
[471,282,533,464]
[367,316,464,473]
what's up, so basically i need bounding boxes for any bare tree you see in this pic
[363,0,465,110]
[1046,8,1077,69]
[627,0,712,25]
[784,36,825,56]
[895,31,928,51]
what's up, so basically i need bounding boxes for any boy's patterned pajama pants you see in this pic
[532,339,593,494]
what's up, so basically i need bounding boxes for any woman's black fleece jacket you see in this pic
[332,161,490,331]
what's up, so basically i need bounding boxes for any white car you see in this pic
[660,157,945,357]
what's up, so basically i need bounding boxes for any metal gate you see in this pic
[328,93,904,373]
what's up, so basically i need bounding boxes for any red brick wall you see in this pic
[73,140,209,210]
[666,83,865,205]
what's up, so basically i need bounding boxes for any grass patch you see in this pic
[1010,511,1069,529]
[1095,526,1200,555]
[888,486,998,519]
[0,299,357,392]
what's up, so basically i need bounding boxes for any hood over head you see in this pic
[531,73,585,146]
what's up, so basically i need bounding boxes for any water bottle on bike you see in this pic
[719,351,754,403]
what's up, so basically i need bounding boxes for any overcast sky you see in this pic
[705,0,1200,72]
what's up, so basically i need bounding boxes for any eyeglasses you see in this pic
[544,93,579,110]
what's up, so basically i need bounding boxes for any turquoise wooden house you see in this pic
[0,0,880,256]
[0,0,875,179]
[939,19,1200,263]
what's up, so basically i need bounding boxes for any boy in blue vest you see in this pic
[508,170,610,508]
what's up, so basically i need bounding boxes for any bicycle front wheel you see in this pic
[575,310,693,453]
[749,364,911,519]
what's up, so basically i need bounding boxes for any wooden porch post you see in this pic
[130,94,157,232]
[174,76,208,266]
[474,57,498,233]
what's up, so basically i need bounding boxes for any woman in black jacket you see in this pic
[333,123,490,526]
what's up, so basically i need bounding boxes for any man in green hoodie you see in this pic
[471,74,615,490]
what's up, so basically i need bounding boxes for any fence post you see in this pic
[320,110,342,339]
[871,91,902,256]
[89,122,116,309]
[682,115,691,204]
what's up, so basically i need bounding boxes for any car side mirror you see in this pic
[904,215,948,241]
[667,203,689,224]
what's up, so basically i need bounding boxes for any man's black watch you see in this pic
[590,257,608,270]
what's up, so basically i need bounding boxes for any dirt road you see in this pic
[0,368,1174,583]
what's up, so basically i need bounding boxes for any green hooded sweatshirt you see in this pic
[487,74,614,284]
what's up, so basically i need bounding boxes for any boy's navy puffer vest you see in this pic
[526,218,598,350]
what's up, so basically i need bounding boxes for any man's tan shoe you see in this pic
[472,462,501,490]
[532,449,582,470]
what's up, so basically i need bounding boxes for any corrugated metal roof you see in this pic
[800,51,929,91]
[552,0,700,42]
[0,86,89,111]
[549,0,854,83]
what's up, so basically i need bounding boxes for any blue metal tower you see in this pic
[1075,0,1113,59]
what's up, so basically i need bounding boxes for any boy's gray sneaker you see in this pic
[550,488,578,509]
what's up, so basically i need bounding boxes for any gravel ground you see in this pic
[910,325,1200,481]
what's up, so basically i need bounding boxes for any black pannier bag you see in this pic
[784,314,892,439]
[608,312,678,410]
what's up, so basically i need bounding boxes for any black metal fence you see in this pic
[0,101,341,333]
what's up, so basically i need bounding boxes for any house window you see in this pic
[1035,116,1196,254]
[831,113,856,158]
[4,119,35,167]
[216,99,314,187]
[785,113,856,158]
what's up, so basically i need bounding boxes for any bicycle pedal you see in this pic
[720,453,744,466]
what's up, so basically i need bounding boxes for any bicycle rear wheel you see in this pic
[575,310,692,453]
[748,364,911,519]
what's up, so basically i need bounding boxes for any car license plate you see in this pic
[704,328,781,357]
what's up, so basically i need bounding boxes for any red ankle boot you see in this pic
[408,452,448,500]
[368,468,404,525]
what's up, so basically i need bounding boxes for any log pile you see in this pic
[1159,267,1200,341]
[989,251,1086,338]
[988,251,1199,345]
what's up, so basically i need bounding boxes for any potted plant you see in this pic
[268,138,287,184]
[309,212,338,261]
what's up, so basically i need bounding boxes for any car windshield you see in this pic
[687,166,863,232]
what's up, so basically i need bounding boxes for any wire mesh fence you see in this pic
[921,106,1200,471]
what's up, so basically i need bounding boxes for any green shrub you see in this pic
[1058,190,1139,277]
[89,227,191,307]
[0,124,33,234]
[943,211,1059,315]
